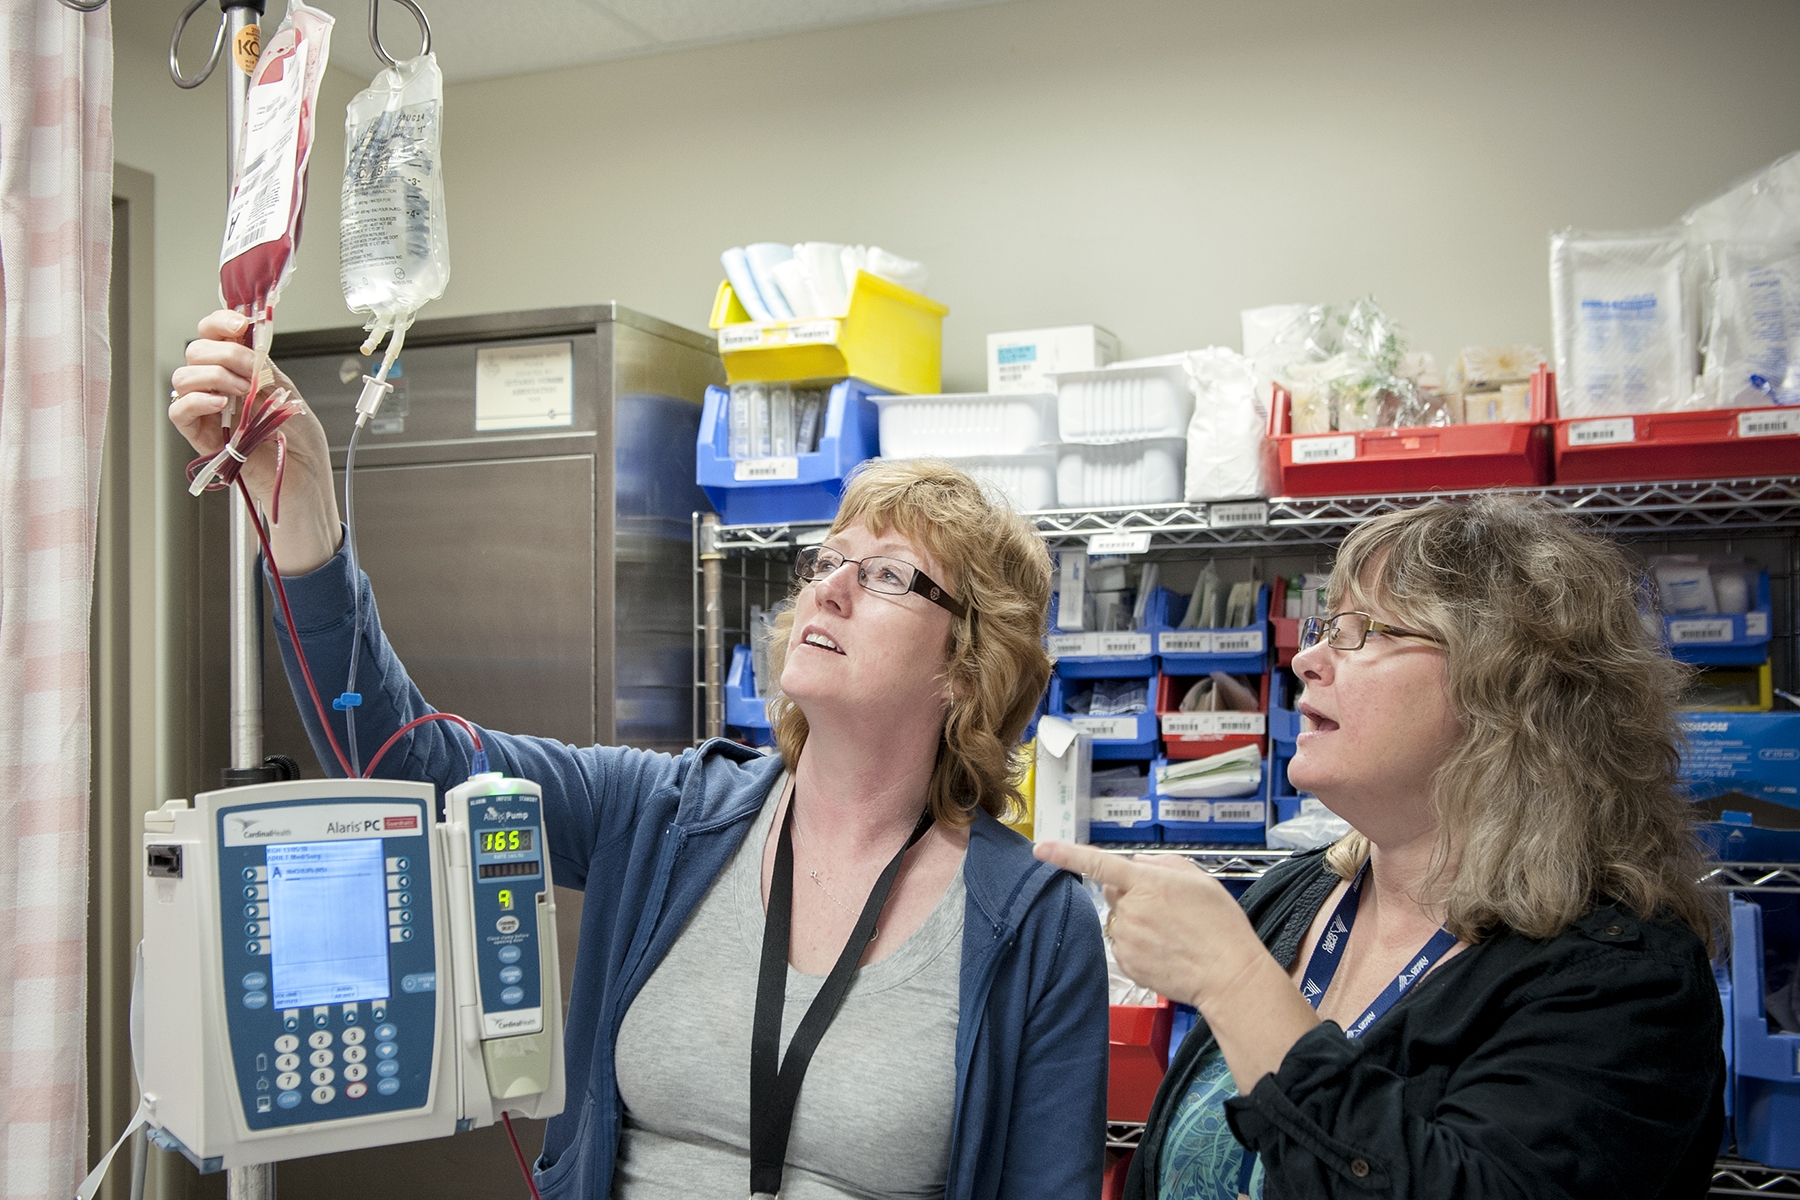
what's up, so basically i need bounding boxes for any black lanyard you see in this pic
[749,793,934,1198]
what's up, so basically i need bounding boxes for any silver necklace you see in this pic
[791,811,902,939]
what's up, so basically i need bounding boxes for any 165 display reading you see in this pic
[479,829,533,854]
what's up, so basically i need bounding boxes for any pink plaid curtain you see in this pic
[0,2,112,1196]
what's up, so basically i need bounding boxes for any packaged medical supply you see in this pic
[1698,242,1800,408]
[744,243,796,320]
[1265,298,1437,433]
[721,247,775,323]
[1266,797,1353,851]
[340,51,449,383]
[725,382,829,459]
[988,325,1121,394]
[1155,745,1262,798]
[1033,716,1092,845]
[718,243,930,322]
[1550,229,1695,417]
[1180,347,1268,501]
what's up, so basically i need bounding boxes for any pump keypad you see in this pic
[216,797,437,1129]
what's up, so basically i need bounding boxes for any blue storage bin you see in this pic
[1089,762,1157,842]
[1148,586,1270,675]
[1719,965,1736,1155]
[1168,1004,1198,1068]
[724,644,774,746]
[1151,757,1268,845]
[1665,571,1772,667]
[696,379,885,525]
[1047,674,1158,761]
[1731,895,1800,1168]
[1268,668,1301,753]
[1046,591,1157,679]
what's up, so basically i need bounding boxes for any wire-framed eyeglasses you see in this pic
[1298,611,1445,652]
[793,545,967,619]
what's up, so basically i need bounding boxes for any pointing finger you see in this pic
[1033,840,1142,891]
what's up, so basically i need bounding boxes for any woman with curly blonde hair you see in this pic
[170,317,1106,1200]
[1041,494,1724,1200]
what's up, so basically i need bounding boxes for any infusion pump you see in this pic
[137,774,564,1172]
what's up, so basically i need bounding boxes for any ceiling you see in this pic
[136,0,1012,84]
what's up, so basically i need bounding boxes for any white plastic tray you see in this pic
[880,451,1058,513]
[1056,438,1186,507]
[874,392,1057,458]
[1055,363,1194,444]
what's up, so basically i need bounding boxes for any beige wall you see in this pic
[116,0,1800,393]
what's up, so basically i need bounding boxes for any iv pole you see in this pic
[171,4,278,1197]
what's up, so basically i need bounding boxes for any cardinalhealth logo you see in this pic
[384,815,419,831]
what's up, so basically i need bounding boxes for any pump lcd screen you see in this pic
[267,839,391,1008]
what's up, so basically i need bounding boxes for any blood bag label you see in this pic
[1158,800,1211,823]
[1094,798,1152,825]
[1739,409,1800,439]
[220,39,309,265]
[1212,801,1265,824]
[734,457,799,482]
[1293,435,1356,463]
[1568,417,1636,446]
[1668,618,1733,644]
[1159,632,1212,655]
[1071,716,1140,741]
[475,342,573,431]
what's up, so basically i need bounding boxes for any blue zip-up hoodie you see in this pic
[267,545,1109,1199]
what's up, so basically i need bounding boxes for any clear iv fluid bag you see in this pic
[341,54,449,333]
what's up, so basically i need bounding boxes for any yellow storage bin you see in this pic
[709,270,949,396]
[1685,662,1774,713]
[1002,741,1036,839]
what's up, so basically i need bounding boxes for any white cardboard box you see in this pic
[1032,715,1092,845]
[988,325,1121,395]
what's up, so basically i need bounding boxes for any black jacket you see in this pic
[1126,849,1725,1200]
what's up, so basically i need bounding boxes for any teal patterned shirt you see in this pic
[1156,1049,1263,1200]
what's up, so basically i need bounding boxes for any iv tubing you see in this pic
[343,421,365,775]
[501,1112,544,1200]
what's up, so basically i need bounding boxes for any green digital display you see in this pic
[478,828,533,854]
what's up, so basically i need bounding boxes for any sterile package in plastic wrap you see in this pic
[1550,229,1694,417]
[341,51,450,371]
[1699,242,1800,407]
[1178,349,1266,501]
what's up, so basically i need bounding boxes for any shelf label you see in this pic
[1088,532,1152,555]
[718,324,768,351]
[1158,800,1211,823]
[786,320,840,346]
[1740,409,1800,439]
[1213,801,1266,824]
[1208,501,1270,528]
[1094,798,1152,825]
[1213,630,1265,654]
[1162,712,1266,737]
[1746,612,1769,638]
[1046,633,1093,659]
[1093,633,1152,657]
[1293,435,1356,463]
[1668,618,1733,644]
[1568,417,1635,446]
[734,456,799,482]
[1071,716,1140,741]
[1159,631,1212,655]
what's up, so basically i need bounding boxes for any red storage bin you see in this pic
[1553,404,1800,484]
[1156,672,1269,760]
[1270,576,1301,667]
[1108,999,1174,1122]
[1266,370,1554,497]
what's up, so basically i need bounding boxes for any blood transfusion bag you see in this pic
[218,3,334,323]
[340,52,450,386]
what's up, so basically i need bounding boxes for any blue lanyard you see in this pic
[1234,862,1456,1197]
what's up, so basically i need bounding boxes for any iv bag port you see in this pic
[146,844,184,879]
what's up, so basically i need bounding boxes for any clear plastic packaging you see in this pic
[340,51,450,380]
[1550,229,1694,417]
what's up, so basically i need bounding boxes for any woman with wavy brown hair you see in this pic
[1041,494,1724,1200]
[169,316,1107,1200]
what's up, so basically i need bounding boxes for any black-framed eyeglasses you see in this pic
[794,545,968,619]
[1298,610,1445,652]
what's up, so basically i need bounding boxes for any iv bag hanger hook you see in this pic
[369,0,432,69]
[170,0,264,89]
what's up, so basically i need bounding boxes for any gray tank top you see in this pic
[612,781,965,1199]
